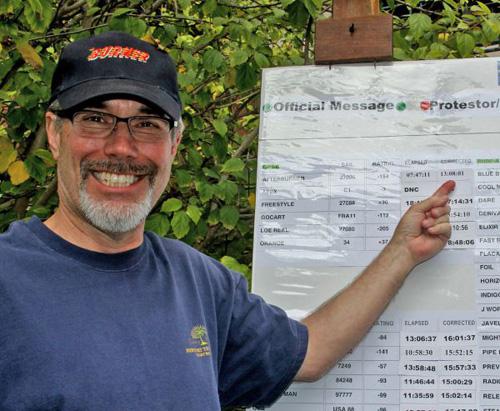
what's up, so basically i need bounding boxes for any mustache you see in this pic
[80,159,158,180]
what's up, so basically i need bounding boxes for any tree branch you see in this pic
[233,128,258,158]
[0,200,15,212]
[304,15,313,65]
[47,0,65,32]
[216,90,260,109]
[59,0,87,18]
[148,0,165,14]
[218,1,280,9]
[27,121,47,155]
[30,24,109,41]
[0,58,23,90]
[33,178,58,207]
[14,197,29,219]
[394,0,442,16]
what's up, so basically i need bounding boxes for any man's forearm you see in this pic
[296,241,415,381]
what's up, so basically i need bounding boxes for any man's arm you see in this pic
[295,180,456,381]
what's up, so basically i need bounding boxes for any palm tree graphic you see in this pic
[191,326,209,347]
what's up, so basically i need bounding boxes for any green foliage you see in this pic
[0,0,498,291]
[389,1,499,60]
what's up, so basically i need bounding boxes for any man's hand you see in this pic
[390,180,455,267]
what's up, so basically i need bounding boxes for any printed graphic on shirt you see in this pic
[186,325,211,358]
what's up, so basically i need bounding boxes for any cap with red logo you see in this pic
[49,31,181,121]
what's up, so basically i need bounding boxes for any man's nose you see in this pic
[103,121,139,158]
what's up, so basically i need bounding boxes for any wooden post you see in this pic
[315,0,392,64]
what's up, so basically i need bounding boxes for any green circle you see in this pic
[262,103,272,112]
[396,102,407,111]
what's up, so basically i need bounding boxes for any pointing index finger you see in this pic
[432,180,456,196]
[413,180,455,213]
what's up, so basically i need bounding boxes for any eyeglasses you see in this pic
[66,110,177,143]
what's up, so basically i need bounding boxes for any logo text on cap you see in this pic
[87,46,150,63]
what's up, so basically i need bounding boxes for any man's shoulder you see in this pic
[144,230,243,287]
[0,219,34,252]
[144,230,212,262]
[0,219,44,285]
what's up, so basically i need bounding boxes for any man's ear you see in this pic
[170,128,183,156]
[45,112,61,160]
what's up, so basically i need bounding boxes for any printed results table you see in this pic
[255,157,500,411]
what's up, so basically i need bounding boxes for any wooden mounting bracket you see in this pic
[315,0,392,64]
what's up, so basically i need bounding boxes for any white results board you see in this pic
[251,57,500,411]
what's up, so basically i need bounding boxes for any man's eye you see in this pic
[82,114,106,123]
[135,119,161,129]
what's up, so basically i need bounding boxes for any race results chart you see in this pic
[251,58,500,411]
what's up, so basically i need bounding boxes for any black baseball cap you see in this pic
[49,31,181,121]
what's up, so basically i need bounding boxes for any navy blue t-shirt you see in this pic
[0,218,308,410]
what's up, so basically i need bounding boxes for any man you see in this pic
[0,32,454,410]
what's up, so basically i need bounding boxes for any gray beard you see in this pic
[78,159,157,234]
[79,184,154,234]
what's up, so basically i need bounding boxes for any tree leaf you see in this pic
[171,211,191,238]
[33,148,55,166]
[254,52,270,68]
[203,49,225,73]
[178,0,191,10]
[214,135,228,161]
[195,181,214,203]
[161,198,183,213]
[412,46,429,60]
[393,31,410,51]
[145,213,170,236]
[456,33,475,57]
[286,1,309,27]
[186,204,202,224]
[219,205,239,229]
[24,154,46,183]
[215,180,238,201]
[236,62,258,90]
[0,1,17,13]
[203,167,220,179]
[220,255,250,276]
[109,16,147,37]
[112,8,135,17]
[408,13,432,39]
[8,160,30,185]
[23,0,53,33]
[186,147,203,169]
[16,41,43,69]
[206,209,218,226]
[301,0,321,18]
[175,169,192,188]
[86,6,101,16]
[221,158,244,174]
[476,2,491,13]
[202,0,217,16]
[393,48,410,61]
[212,118,227,136]
[230,49,249,67]
[154,25,177,45]
[0,135,17,173]
[426,42,450,59]
[482,18,500,43]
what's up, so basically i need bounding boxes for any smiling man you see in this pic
[0,32,455,410]
[44,98,180,251]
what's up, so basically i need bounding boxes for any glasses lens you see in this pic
[130,117,170,141]
[73,111,115,138]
